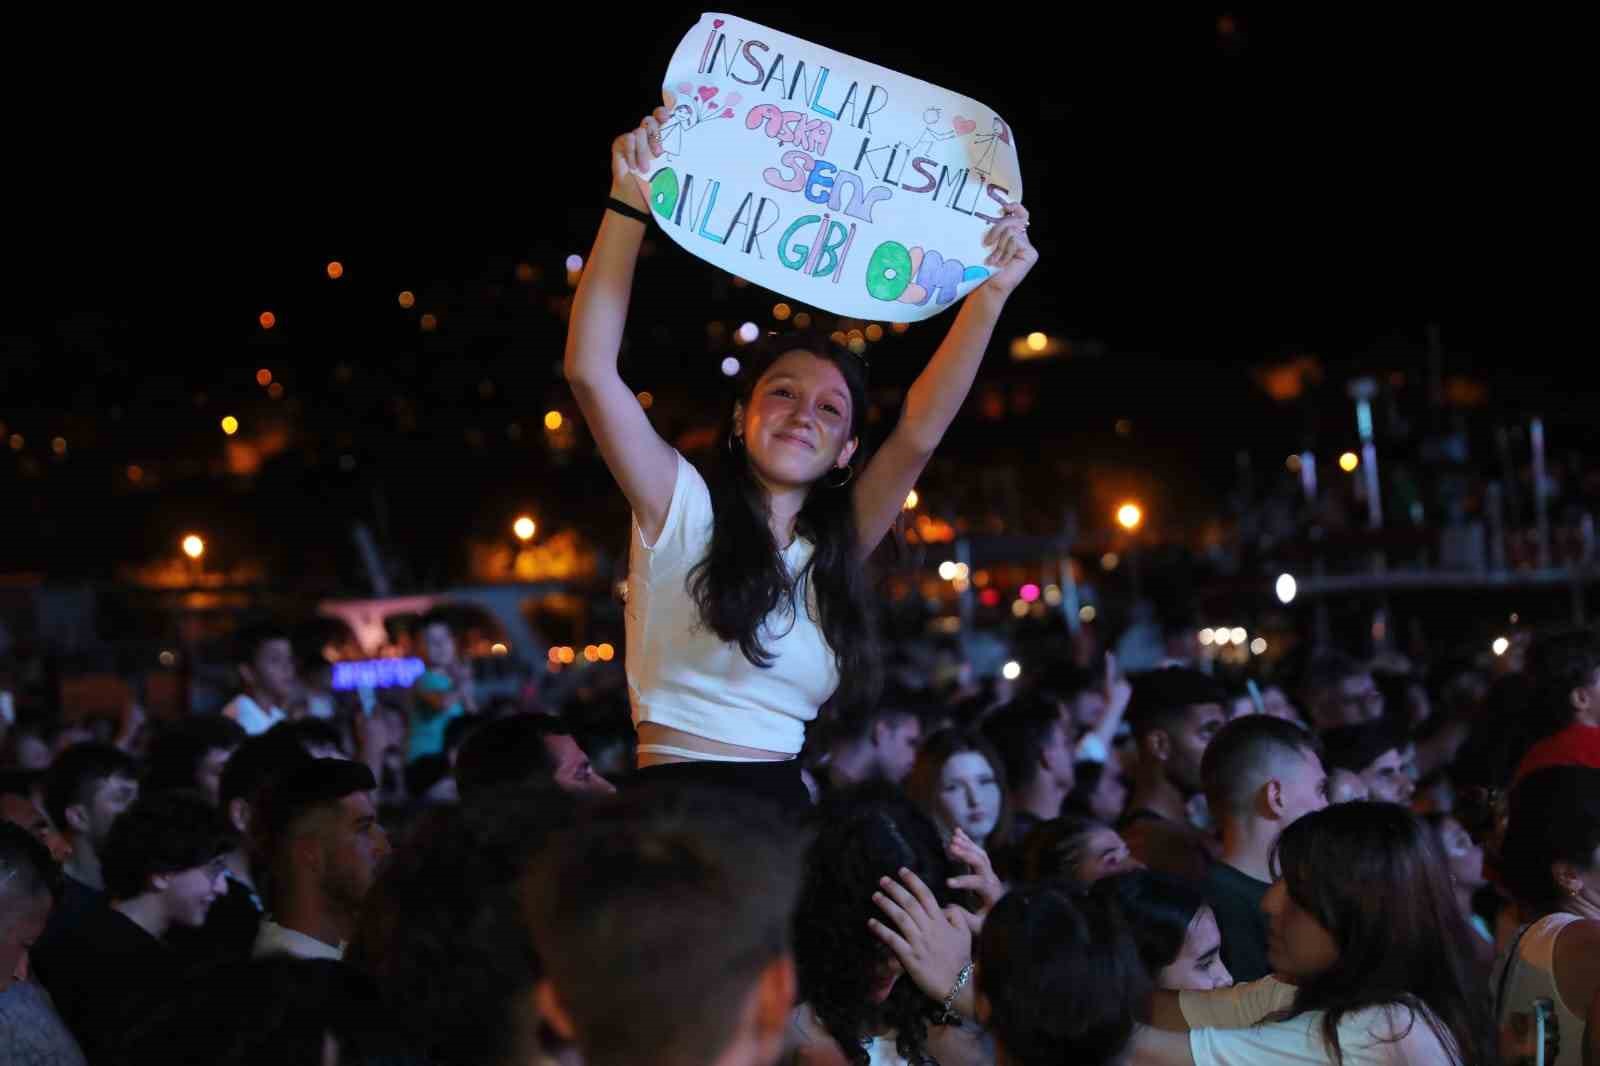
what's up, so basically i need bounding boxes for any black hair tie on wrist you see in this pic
[606,197,652,225]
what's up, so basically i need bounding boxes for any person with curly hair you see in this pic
[33,789,234,1062]
[1016,815,1141,889]
[788,784,986,1066]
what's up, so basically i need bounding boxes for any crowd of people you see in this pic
[3,100,1600,1066]
[5,617,1600,1064]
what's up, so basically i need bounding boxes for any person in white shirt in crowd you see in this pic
[1100,869,1234,992]
[564,95,1037,812]
[1132,801,1495,1065]
[222,622,299,737]
[251,759,388,961]
[1494,766,1600,1066]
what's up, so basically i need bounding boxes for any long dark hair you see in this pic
[794,783,954,1066]
[976,885,1149,1066]
[687,330,881,713]
[904,727,1013,848]
[1271,802,1496,1066]
[1095,869,1207,978]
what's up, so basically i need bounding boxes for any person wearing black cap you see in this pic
[1321,719,1414,805]
[252,759,388,961]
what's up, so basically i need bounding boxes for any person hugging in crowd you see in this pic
[1131,802,1494,1066]
[1099,869,1233,993]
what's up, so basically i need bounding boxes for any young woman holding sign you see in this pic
[564,93,1036,810]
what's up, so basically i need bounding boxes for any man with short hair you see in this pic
[252,759,389,960]
[1301,650,1385,733]
[222,622,298,736]
[1200,715,1328,982]
[1119,669,1227,881]
[0,822,86,1066]
[524,786,800,1066]
[983,696,1075,845]
[820,702,923,793]
[37,744,139,944]
[454,713,615,800]
[1322,720,1414,805]
[34,790,233,1062]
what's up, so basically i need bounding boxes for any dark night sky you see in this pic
[0,10,1562,584]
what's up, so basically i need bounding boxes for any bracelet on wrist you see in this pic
[606,197,652,225]
[937,962,974,1025]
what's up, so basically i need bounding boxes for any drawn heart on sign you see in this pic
[697,85,718,102]
[725,93,742,107]
[676,82,693,96]
[722,109,734,118]
[952,116,978,135]
[714,18,724,28]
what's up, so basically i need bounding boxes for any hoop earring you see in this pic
[824,464,854,489]
[728,430,743,454]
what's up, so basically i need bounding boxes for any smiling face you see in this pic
[735,350,859,495]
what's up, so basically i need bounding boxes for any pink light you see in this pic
[1020,583,1041,603]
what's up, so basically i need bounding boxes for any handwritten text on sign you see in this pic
[642,13,1022,323]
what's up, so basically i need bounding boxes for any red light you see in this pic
[979,589,1001,608]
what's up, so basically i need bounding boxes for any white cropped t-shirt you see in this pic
[624,451,841,756]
